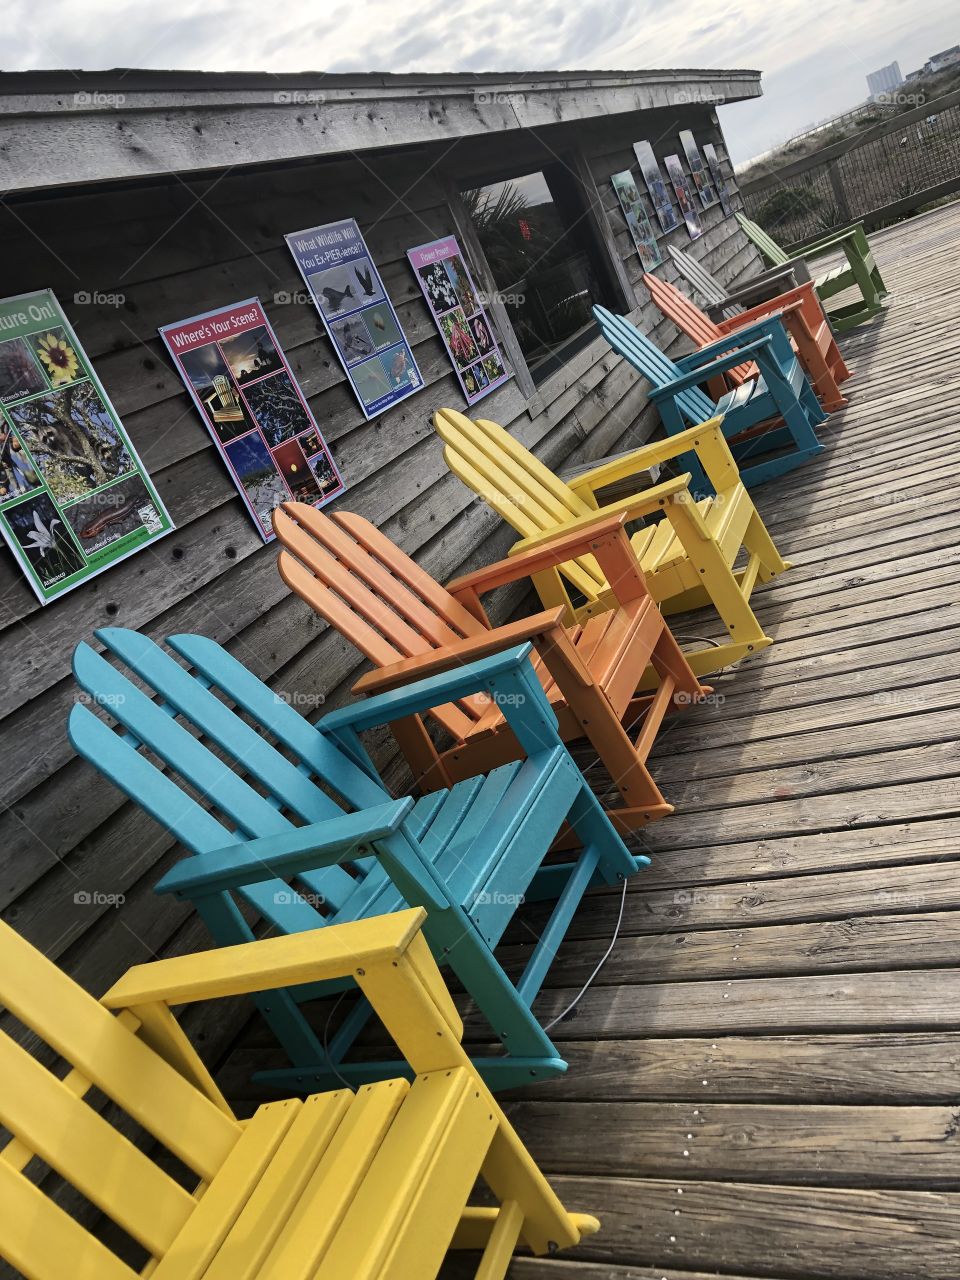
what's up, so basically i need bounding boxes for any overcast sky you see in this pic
[3,0,957,164]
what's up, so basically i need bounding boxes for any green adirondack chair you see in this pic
[736,212,888,331]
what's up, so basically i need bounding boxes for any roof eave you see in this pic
[0,67,761,197]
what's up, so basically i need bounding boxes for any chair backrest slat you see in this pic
[736,212,790,265]
[73,642,306,841]
[0,921,241,1185]
[0,1031,195,1258]
[644,274,755,385]
[272,504,489,737]
[69,631,381,927]
[667,244,728,306]
[0,1158,139,1280]
[593,306,718,424]
[433,409,607,598]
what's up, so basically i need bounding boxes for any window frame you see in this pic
[442,145,635,407]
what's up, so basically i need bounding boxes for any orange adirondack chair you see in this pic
[643,272,851,411]
[274,502,710,835]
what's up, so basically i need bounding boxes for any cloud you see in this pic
[2,0,957,163]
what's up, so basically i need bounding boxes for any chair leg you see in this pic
[742,507,792,588]
[439,916,563,1069]
[785,318,847,410]
[555,678,673,824]
[658,500,773,670]
[648,621,711,706]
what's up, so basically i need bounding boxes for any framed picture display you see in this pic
[286,218,422,420]
[0,288,173,604]
[633,140,681,234]
[610,171,662,271]
[408,234,511,404]
[703,142,735,216]
[663,154,704,240]
[679,130,719,210]
[160,298,345,542]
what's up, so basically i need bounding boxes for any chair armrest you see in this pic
[447,498,682,596]
[102,907,428,1008]
[650,336,772,398]
[339,637,552,708]
[104,907,472,1083]
[505,477,701,556]
[675,318,784,368]
[724,263,811,305]
[794,222,864,256]
[153,800,418,898]
[345,640,571,764]
[570,419,728,485]
[717,297,803,333]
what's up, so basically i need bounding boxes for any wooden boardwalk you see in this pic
[495,202,960,1279]
[215,203,960,1279]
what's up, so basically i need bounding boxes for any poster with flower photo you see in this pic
[678,130,719,211]
[0,289,173,605]
[285,218,422,421]
[160,299,345,543]
[610,171,662,272]
[407,235,511,405]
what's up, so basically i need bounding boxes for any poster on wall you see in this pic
[632,141,680,234]
[679,130,718,210]
[0,289,173,605]
[663,155,704,240]
[610,171,662,271]
[285,218,422,422]
[159,299,345,542]
[703,143,735,216]
[407,235,511,404]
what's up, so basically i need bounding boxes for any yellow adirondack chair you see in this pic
[0,908,598,1280]
[434,408,792,676]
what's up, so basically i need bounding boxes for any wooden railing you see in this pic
[739,87,960,246]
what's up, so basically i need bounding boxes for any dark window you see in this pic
[462,162,619,383]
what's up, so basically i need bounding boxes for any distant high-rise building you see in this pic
[866,61,903,99]
[925,46,960,75]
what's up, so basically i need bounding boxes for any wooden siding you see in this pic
[0,104,758,1065]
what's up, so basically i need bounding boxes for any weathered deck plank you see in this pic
[219,202,960,1279]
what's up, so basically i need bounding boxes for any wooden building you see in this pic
[0,67,763,1030]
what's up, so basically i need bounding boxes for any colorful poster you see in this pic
[679,130,718,210]
[663,155,704,240]
[407,235,511,405]
[703,142,735,216]
[633,140,680,234]
[285,219,422,421]
[610,171,662,271]
[0,289,173,605]
[159,299,344,542]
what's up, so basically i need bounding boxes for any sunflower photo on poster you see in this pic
[0,288,173,605]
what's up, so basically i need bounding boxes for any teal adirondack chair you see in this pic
[68,629,644,1093]
[736,212,887,331]
[593,304,825,497]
